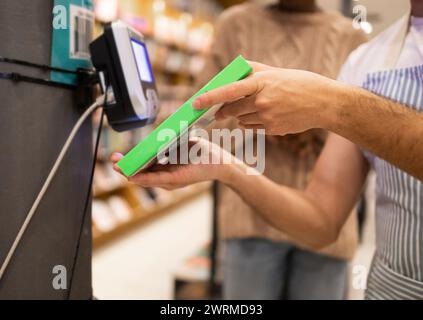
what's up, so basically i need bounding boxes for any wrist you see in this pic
[213,163,235,184]
[217,161,250,187]
[319,79,345,131]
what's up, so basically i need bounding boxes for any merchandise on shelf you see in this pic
[90,0,217,247]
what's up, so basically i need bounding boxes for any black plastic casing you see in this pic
[89,23,158,132]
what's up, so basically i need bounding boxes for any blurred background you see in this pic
[90,0,410,300]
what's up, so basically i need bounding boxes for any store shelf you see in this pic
[93,183,126,198]
[93,182,211,249]
[145,35,206,56]
[91,0,216,250]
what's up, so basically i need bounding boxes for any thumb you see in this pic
[247,61,274,73]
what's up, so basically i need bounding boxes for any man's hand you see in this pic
[192,61,338,135]
[193,61,423,180]
[111,138,238,190]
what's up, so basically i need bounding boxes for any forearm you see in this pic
[218,163,339,249]
[326,82,423,180]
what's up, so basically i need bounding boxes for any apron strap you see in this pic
[381,11,411,70]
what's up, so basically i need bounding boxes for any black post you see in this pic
[341,0,353,17]
[0,0,92,299]
[208,181,219,297]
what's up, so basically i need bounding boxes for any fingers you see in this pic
[128,163,187,185]
[192,60,273,110]
[111,152,124,163]
[113,164,123,174]
[111,153,191,189]
[111,153,124,174]
[215,95,257,120]
[247,61,273,72]
[236,112,262,125]
[128,170,171,186]
[192,77,260,110]
[238,123,266,131]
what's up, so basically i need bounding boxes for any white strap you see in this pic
[381,12,411,70]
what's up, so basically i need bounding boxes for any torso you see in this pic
[339,14,423,299]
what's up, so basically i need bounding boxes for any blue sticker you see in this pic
[51,0,94,85]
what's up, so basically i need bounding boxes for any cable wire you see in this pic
[0,55,93,75]
[67,91,108,298]
[0,95,104,282]
[0,71,76,90]
[0,55,96,90]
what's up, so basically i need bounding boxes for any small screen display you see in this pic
[131,38,154,83]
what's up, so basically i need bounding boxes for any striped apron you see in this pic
[361,65,423,299]
[357,12,423,300]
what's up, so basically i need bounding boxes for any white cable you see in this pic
[0,95,104,281]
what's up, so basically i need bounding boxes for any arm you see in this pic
[328,83,423,181]
[220,134,368,248]
[191,64,423,181]
[112,134,368,249]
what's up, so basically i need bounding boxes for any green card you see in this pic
[117,55,252,177]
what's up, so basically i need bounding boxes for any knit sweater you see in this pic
[195,3,367,260]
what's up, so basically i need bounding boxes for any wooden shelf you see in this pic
[93,183,126,198]
[153,65,195,81]
[92,182,211,249]
[146,35,207,56]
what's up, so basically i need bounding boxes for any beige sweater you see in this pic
[195,3,367,260]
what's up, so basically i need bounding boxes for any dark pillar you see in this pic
[0,0,92,299]
[342,0,353,17]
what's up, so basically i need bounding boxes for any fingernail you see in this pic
[192,98,200,109]
[111,152,123,161]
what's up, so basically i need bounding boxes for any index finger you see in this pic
[111,152,124,174]
[247,61,274,72]
[129,168,175,186]
[111,152,124,163]
[192,76,260,110]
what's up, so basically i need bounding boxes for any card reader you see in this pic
[117,55,252,177]
[90,21,160,131]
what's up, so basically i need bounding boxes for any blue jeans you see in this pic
[223,238,347,300]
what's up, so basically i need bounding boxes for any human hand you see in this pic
[111,138,238,190]
[192,61,338,135]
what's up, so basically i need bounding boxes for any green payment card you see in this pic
[117,55,252,177]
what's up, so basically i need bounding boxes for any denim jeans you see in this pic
[223,238,347,300]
